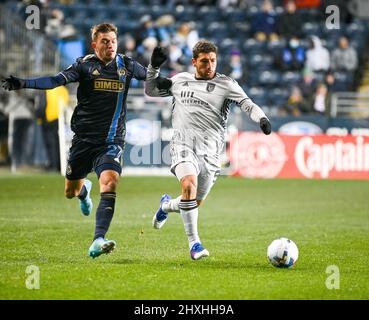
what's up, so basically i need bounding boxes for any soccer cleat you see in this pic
[152,194,171,229]
[79,179,93,216]
[88,237,116,259]
[190,243,209,260]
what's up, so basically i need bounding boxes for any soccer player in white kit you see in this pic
[145,41,271,260]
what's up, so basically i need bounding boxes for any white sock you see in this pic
[179,199,200,249]
[162,195,181,213]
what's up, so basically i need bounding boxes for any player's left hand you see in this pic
[156,76,172,90]
[1,75,25,91]
[260,117,271,135]
[151,47,168,69]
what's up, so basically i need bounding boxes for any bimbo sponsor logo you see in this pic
[295,136,369,178]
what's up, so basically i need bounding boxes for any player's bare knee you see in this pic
[100,178,118,193]
[99,170,119,193]
[181,178,197,198]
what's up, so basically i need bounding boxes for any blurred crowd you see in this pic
[16,0,78,41]
[2,0,367,119]
[246,0,358,116]
[11,0,363,118]
[111,0,360,116]
[120,14,200,77]
[0,0,367,170]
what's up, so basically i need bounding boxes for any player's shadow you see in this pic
[188,259,272,270]
[196,259,304,272]
[109,258,140,264]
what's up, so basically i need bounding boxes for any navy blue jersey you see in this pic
[59,54,146,145]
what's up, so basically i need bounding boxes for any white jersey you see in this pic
[146,65,267,156]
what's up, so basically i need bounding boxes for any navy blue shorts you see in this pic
[65,136,124,180]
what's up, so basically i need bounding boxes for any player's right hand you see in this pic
[151,47,168,69]
[1,76,25,91]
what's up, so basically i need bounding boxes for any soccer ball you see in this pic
[267,237,299,268]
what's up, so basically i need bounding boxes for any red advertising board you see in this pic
[228,132,369,179]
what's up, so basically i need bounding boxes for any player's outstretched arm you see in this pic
[145,47,172,97]
[1,74,66,91]
[227,80,272,135]
[242,100,272,135]
[236,97,272,135]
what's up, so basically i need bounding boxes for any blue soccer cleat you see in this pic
[190,243,209,260]
[79,179,93,216]
[152,194,171,229]
[88,237,116,259]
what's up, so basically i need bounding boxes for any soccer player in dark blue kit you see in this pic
[1,23,147,258]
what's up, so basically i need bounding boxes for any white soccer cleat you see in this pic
[152,194,171,229]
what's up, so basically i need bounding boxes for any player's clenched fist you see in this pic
[260,117,271,135]
[151,47,168,69]
[1,75,25,91]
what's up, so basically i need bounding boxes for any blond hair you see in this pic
[91,23,118,41]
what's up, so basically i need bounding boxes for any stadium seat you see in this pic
[174,6,196,22]
[247,73,261,87]
[246,5,260,18]
[267,38,287,54]
[345,21,366,37]
[229,22,251,38]
[281,71,302,85]
[242,38,266,55]
[334,72,354,90]
[350,39,363,51]
[94,8,112,22]
[325,37,338,51]
[299,8,321,22]
[260,71,282,86]
[322,26,342,40]
[248,87,269,106]
[267,87,290,104]
[313,71,325,83]
[248,54,274,72]
[205,22,229,39]
[68,10,88,23]
[218,38,241,55]
[115,20,140,34]
[106,0,126,5]
[222,7,248,23]
[302,22,322,37]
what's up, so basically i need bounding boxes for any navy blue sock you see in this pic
[94,192,116,240]
[78,185,87,200]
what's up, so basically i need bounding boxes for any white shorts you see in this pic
[170,136,221,201]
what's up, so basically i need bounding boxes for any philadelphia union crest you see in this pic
[206,83,215,92]
[118,68,126,77]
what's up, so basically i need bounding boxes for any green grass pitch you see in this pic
[0,174,368,299]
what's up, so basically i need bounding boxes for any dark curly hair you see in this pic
[192,40,218,59]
